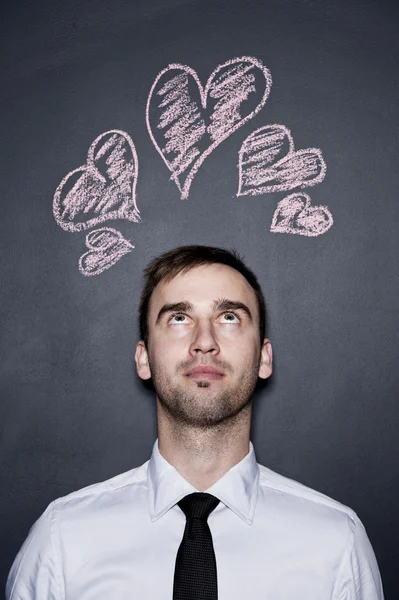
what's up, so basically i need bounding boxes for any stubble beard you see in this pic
[148,354,261,429]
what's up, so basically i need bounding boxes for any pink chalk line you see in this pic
[78,227,134,276]
[146,57,272,200]
[270,193,333,237]
[53,130,140,232]
[237,124,326,196]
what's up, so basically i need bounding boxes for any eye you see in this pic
[220,311,240,323]
[169,313,189,324]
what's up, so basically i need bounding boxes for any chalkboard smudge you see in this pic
[146,57,272,200]
[270,193,333,237]
[237,124,326,196]
[53,130,140,232]
[78,227,134,276]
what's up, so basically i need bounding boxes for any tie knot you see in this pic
[177,492,220,521]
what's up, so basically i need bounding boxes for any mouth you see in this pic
[185,367,224,380]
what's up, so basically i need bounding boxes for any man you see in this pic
[6,245,384,599]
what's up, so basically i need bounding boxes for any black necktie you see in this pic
[173,492,220,600]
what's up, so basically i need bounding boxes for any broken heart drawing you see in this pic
[237,124,326,196]
[79,227,134,276]
[53,130,140,233]
[270,193,333,237]
[146,56,272,200]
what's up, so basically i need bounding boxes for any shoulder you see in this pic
[258,462,356,516]
[257,462,358,538]
[5,462,149,599]
[256,464,384,597]
[53,459,149,516]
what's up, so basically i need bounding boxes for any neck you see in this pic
[157,401,252,492]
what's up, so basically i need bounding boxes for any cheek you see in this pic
[159,325,192,341]
[223,332,260,363]
[150,336,184,367]
[216,325,255,345]
[218,326,241,339]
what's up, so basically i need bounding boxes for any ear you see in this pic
[258,338,273,380]
[135,341,152,380]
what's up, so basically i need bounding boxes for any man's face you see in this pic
[135,264,272,429]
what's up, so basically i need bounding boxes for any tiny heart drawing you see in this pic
[79,227,134,276]
[146,56,272,199]
[270,193,333,237]
[53,130,140,232]
[237,124,326,196]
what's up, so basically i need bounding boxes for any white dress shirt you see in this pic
[6,438,384,599]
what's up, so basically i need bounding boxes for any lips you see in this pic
[186,367,224,381]
[185,366,224,378]
[186,366,223,375]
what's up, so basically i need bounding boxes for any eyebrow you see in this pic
[155,298,253,324]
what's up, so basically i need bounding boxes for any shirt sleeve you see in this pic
[5,500,64,600]
[333,512,384,600]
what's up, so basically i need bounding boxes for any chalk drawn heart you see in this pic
[53,130,140,232]
[79,227,134,276]
[237,124,326,196]
[146,57,272,199]
[270,193,333,237]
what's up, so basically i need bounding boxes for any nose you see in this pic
[189,320,220,356]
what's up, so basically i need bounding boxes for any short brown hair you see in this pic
[138,245,266,347]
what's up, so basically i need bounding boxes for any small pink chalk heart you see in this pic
[79,227,134,276]
[53,130,140,232]
[270,193,333,237]
[147,57,272,199]
[237,124,326,196]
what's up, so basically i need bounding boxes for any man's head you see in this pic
[135,245,272,429]
[138,245,267,348]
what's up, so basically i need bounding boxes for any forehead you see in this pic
[149,263,257,312]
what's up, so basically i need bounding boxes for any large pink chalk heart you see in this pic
[270,193,333,237]
[53,130,140,232]
[238,124,326,196]
[146,57,272,199]
[78,227,134,276]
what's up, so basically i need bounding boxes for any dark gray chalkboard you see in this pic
[1,0,398,596]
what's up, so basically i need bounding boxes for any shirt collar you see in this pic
[147,438,260,525]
